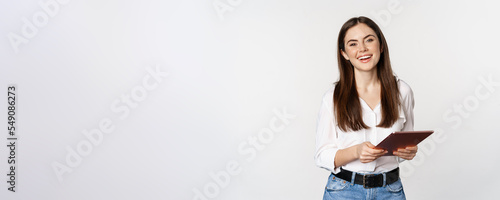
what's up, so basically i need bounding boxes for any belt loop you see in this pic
[382,173,387,187]
[350,171,356,186]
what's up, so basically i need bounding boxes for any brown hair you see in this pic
[334,16,400,132]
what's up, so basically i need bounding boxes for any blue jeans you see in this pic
[322,173,406,200]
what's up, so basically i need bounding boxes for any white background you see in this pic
[1,0,499,199]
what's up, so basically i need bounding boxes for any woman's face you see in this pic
[341,23,382,73]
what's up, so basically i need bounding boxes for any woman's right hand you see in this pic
[356,142,387,163]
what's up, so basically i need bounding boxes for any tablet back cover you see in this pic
[376,131,434,156]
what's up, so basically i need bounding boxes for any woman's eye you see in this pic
[349,43,356,46]
[366,38,374,42]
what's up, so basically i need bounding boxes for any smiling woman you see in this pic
[315,16,416,200]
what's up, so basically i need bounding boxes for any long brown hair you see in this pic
[334,16,400,132]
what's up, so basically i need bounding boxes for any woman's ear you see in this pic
[341,50,350,60]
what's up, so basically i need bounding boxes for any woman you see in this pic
[315,16,417,200]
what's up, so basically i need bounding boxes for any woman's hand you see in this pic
[393,146,418,160]
[356,142,388,163]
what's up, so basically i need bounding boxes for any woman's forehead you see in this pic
[344,23,377,41]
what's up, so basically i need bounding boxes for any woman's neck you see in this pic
[354,69,379,91]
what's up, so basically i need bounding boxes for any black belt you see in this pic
[333,167,399,188]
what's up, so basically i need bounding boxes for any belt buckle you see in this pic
[362,174,375,189]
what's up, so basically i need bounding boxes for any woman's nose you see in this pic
[359,43,368,52]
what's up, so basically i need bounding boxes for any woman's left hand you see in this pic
[393,146,418,160]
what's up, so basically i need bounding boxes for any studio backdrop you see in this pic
[1,0,499,199]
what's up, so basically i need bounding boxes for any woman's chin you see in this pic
[353,64,377,73]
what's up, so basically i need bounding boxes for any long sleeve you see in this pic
[397,79,415,163]
[314,87,341,173]
[399,80,415,132]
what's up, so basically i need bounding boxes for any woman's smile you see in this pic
[357,54,373,63]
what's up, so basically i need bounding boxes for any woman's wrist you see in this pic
[335,145,360,168]
[353,144,361,159]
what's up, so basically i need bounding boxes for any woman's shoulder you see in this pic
[396,77,414,99]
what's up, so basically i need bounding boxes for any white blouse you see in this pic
[314,78,415,174]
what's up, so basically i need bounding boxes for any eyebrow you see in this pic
[346,34,376,44]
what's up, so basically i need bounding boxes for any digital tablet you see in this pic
[375,130,434,156]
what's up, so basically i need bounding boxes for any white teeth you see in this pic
[359,55,371,60]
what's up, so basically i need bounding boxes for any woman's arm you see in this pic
[394,79,417,161]
[315,88,340,172]
[334,142,387,167]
